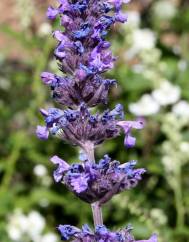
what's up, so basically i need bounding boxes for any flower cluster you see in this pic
[36,0,158,241]
[37,103,144,149]
[51,155,145,203]
[44,0,128,108]
[57,224,157,242]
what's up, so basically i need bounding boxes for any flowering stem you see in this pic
[83,141,103,226]
[91,202,103,226]
[82,141,95,162]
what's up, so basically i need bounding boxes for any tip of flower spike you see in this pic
[36,126,49,140]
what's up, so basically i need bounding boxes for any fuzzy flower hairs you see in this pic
[36,0,158,241]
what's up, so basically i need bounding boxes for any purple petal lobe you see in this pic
[46,6,58,20]
[41,72,56,85]
[36,126,49,140]
[50,156,70,182]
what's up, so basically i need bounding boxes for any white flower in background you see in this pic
[7,210,28,241]
[127,11,141,28]
[153,0,177,20]
[127,29,156,58]
[38,23,52,37]
[162,155,176,172]
[179,142,189,154]
[129,94,160,116]
[172,100,189,119]
[33,164,47,177]
[152,80,181,106]
[7,210,46,242]
[16,0,35,29]
[27,211,45,240]
[41,233,58,242]
[150,208,167,225]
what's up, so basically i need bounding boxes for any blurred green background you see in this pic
[0,0,189,241]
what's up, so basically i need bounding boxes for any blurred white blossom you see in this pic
[172,100,189,119]
[150,208,167,226]
[7,210,45,242]
[129,94,160,116]
[38,23,52,37]
[41,233,58,242]
[127,29,156,58]
[16,0,35,29]
[33,164,48,177]
[7,210,57,242]
[127,11,141,28]
[7,210,28,241]
[152,80,181,106]
[27,211,45,240]
[153,0,177,20]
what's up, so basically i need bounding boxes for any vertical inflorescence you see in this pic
[36,0,158,241]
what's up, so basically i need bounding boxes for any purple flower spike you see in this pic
[50,155,70,182]
[36,125,49,140]
[117,119,145,148]
[38,0,158,241]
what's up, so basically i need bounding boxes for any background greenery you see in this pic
[0,0,189,241]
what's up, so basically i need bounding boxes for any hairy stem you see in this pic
[83,141,103,226]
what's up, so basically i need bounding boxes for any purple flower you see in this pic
[52,155,145,203]
[137,234,158,242]
[57,224,155,242]
[41,72,57,85]
[36,104,123,148]
[39,1,158,241]
[70,174,89,193]
[36,125,49,140]
[46,6,59,20]
[50,155,70,182]
[57,225,80,240]
[117,119,145,148]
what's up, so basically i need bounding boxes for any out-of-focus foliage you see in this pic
[0,0,189,242]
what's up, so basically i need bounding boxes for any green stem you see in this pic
[174,165,184,229]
